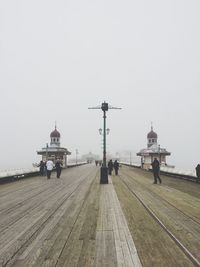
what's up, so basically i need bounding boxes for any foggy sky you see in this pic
[0,0,200,170]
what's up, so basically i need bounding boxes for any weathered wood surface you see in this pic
[0,165,141,267]
[1,164,199,267]
[95,178,142,267]
[112,166,200,267]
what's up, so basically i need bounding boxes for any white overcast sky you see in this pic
[0,0,200,170]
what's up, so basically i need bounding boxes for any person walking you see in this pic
[46,159,54,179]
[113,160,119,175]
[55,159,63,178]
[38,160,45,176]
[151,158,161,184]
[195,164,200,182]
[108,159,114,175]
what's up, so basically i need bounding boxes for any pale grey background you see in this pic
[0,0,200,170]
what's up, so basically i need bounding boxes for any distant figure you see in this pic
[113,160,119,175]
[95,160,98,166]
[108,160,113,175]
[195,164,200,182]
[43,161,47,176]
[46,159,54,179]
[38,160,45,176]
[151,158,161,184]
[55,159,63,178]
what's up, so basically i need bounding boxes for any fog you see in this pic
[0,0,200,171]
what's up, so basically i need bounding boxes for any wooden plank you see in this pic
[94,177,142,267]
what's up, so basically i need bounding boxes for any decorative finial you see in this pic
[151,121,153,131]
[55,120,57,130]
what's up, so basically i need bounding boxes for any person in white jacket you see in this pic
[46,159,54,179]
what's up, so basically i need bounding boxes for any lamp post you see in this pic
[158,145,161,164]
[46,143,48,161]
[64,152,67,168]
[76,149,78,165]
[89,101,121,184]
[99,127,110,167]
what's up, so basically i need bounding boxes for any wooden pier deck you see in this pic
[0,165,200,267]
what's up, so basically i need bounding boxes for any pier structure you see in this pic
[37,126,71,167]
[137,125,171,169]
[0,164,200,267]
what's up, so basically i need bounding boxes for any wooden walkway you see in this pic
[95,178,141,267]
[1,164,200,267]
[0,165,141,267]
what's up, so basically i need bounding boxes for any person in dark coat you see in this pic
[38,160,45,176]
[195,164,200,182]
[151,158,161,184]
[113,160,119,175]
[55,159,63,178]
[108,159,113,175]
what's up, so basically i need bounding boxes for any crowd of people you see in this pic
[37,157,200,183]
[38,159,63,179]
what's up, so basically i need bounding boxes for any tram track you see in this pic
[122,169,200,226]
[117,171,200,267]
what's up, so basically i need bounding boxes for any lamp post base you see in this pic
[100,166,108,184]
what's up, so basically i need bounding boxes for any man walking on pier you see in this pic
[151,158,162,184]
[55,159,62,178]
[46,159,54,179]
[113,160,119,175]
[108,159,114,175]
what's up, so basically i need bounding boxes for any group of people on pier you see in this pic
[38,157,200,183]
[108,159,120,175]
[38,159,63,179]
[95,159,120,176]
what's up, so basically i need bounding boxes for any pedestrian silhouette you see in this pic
[195,164,200,182]
[151,158,161,184]
[38,160,45,176]
[108,159,113,175]
[55,159,63,178]
[113,160,119,175]
[46,159,54,179]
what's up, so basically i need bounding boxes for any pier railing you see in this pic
[120,162,199,183]
[0,162,87,184]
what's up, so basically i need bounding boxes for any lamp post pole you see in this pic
[46,143,48,161]
[158,145,161,164]
[103,109,107,168]
[76,149,78,165]
[89,101,121,184]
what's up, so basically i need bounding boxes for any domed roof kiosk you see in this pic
[37,126,71,167]
[137,124,171,170]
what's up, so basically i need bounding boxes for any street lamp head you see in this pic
[106,128,110,135]
[101,102,109,111]
[99,128,103,135]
